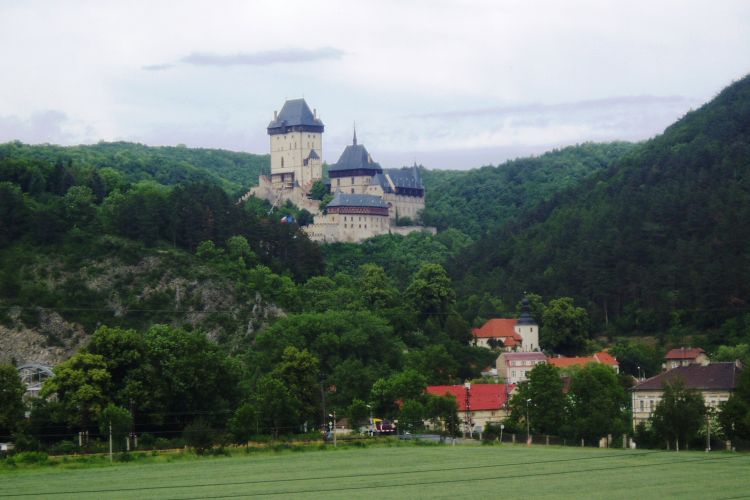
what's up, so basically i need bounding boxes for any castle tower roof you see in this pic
[328,136,383,176]
[268,98,324,135]
[517,297,537,325]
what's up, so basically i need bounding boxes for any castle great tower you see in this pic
[267,98,324,191]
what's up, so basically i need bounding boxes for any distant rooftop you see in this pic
[632,363,742,392]
[268,98,324,134]
[326,191,389,209]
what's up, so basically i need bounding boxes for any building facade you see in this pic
[630,362,742,429]
[664,347,710,370]
[497,352,548,384]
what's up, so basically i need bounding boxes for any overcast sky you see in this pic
[1,1,749,169]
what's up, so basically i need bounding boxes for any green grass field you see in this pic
[2,444,749,499]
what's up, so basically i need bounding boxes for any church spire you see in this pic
[353,122,357,145]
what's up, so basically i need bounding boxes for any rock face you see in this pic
[0,309,87,365]
[1,252,283,367]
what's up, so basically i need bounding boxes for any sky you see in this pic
[1,1,749,169]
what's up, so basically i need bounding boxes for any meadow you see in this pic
[1,443,749,499]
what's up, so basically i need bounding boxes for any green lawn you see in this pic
[2,444,749,499]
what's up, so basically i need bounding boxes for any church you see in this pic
[250,98,434,243]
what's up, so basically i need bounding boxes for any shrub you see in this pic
[183,419,214,455]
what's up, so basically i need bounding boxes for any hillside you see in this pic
[0,141,268,197]
[419,142,636,238]
[453,74,750,340]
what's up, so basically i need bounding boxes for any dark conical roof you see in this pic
[517,297,537,325]
[328,143,383,173]
[268,98,324,134]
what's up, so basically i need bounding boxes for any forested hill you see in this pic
[420,142,636,238]
[453,74,750,339]
[0,141,268,196]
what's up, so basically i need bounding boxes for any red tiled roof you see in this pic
[632,363,741,391]
[665,347,705,360]
[593,351,619,366]
[547,351,619,368]
[548,356,595,368]
[426,384,516,411]
[473,318,522,342]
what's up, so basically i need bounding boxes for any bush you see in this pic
[13,451,49,465]
[183,419,214,455]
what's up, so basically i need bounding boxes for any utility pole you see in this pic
[526,398,532,446]
[109,420,113,463]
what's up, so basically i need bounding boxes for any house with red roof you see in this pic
[472,298,539,352]
[472,319,523,350]
[426,383,515,432]
[664,347,709,370]
[547,351,620,373]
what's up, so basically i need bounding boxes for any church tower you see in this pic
[267,98,324,191]
[515,297,539,351]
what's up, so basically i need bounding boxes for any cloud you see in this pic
[180,47,344,67]
[142,63,176,71]
[419,95,698,120]
[0,110,78,144]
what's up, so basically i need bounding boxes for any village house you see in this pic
[663,347,710,370]
[630,362,742,429]
[426,383,515,432]
[547,351,620,373]
[473,297,539,352]
[497,352,548,384]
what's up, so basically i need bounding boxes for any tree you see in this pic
[568,363,628,443]
[400,400,426,432]
[610,340,663,378]
[358,264,398,310]
[183,418,214,454]
[309,180,329,200]
[251,375,300,437]
[98,404,133,450]
[651,381,706,450]
[507,363,566,436]
[228,402,261,444]
[270,347,320,426]
[405,263,456,322]
[718,368,750,443]
[347,399,369,428]
[40,352,112,429]
[541,297,590,355]
[404,345,459,385]
[370,370,427,417]
[425,394,460,437]
[0,364,25,437]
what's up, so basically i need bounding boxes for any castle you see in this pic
[250,99,434,243]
